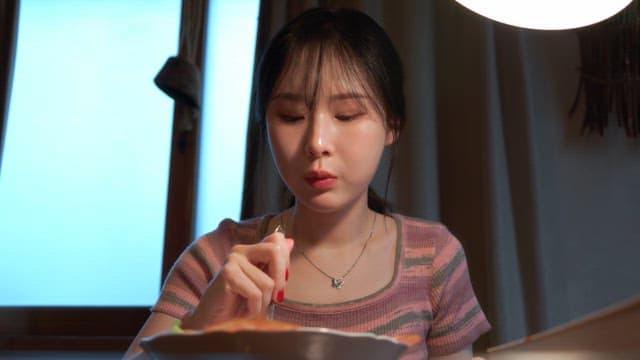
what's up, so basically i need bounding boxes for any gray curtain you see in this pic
[0,0,19,173]
[432,0,640,348]
[242,0,640,352]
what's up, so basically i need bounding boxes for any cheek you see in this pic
[268,126,294,158]
[340,130,386,178]
[362,143,385,175]
[267,125,301,178]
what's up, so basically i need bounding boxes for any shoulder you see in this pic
[161,216,270,278]
[393,213,467,278]
[394,213,460,250]
[393,216,490,354]
[178,216,270,270]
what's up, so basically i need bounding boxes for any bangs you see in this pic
[271,39,386,119]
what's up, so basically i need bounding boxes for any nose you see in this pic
[305,111,334,159]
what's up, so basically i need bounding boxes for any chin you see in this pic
[294,191,361,214]
[296,199,339,213]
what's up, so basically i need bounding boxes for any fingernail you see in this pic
[274,225,284,234]
[285,268,289,281]
[277,290,284,303]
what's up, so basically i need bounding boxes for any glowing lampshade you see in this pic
[455,0,634,30]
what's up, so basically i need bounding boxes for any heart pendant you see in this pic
[331,278,344,289]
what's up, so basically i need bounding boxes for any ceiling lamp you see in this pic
[455,0,634,30]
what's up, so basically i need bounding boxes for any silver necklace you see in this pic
[283,212,377,289]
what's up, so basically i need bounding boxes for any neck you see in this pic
[284,202,375,249]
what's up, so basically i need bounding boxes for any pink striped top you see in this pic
[153,214,490,359]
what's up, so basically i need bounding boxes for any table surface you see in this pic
[487,295,640,359]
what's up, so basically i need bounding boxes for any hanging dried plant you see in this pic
[570,0,640,137]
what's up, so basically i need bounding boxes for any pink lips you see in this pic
[304,170,337,190]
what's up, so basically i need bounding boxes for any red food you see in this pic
[204,318,301,333]
[201,318,421,347]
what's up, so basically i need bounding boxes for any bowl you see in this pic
[140,326,410,360]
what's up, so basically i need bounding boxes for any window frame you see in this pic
[0,0,208,352]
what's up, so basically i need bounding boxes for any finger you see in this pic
[286,238,295,253]
[232,241,285,264]
[180,274,239,329]
[260,232,292,302]
[283,237,295,282]
[237,255,275,316]
[223,254,273,317]
[233,239,290,303]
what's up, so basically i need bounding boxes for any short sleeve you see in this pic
[426,229,491,355]
[151,218,259,319]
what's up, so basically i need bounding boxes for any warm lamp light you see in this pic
[455,0,634,30]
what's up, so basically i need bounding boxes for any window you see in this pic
[195,0,259,238]
[0,0,180,306]
[0,0,259,309]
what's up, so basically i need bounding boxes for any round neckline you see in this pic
[258,212,404,312]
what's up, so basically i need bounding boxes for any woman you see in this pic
[125,7,490,360]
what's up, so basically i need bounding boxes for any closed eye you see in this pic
[279,114,305,122]
[335,112,364,121]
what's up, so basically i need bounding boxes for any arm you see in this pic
[426,227,491,357]
[181,229,295,329]
[122,312,179,360]
[124,225,294,358]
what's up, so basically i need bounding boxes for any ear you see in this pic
[384,117,400,145]
[385,129,396,145]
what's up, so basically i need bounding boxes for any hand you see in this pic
[181,228,294,329]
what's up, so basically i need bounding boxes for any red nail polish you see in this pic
[285,268,289,281]
[277,290,284,303]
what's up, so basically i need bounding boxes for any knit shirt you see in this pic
[152,214,491,359]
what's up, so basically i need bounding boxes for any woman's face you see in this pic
[266,59,394,213]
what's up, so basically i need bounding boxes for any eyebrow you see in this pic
[270,92,369,102]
